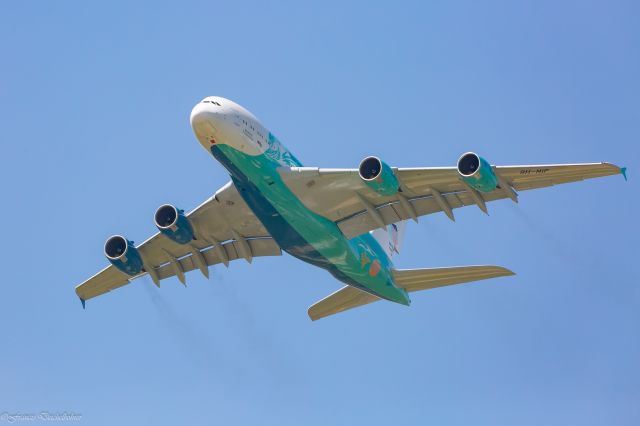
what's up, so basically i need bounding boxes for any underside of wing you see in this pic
[75,181,281,305]
[279,160,625,239]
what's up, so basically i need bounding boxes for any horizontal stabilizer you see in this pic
[392,265,514,292]
[308,286,380,321]
[308,265,514,321]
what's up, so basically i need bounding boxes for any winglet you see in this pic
[620,167,627,181]
[79,297,86,309]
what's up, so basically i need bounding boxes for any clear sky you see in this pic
[1,1,638,425]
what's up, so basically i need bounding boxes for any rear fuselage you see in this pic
[190,97,410,305]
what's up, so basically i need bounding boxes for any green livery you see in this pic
[212,135,410,306]
[75,96,625,320]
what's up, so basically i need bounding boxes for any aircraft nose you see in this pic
[190,102,216,127]
[190,99,228,139]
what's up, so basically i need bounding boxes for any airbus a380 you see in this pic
[76,96,626,320]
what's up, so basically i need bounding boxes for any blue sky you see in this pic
[1,1,638,424]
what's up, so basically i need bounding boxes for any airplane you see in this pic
[75,96,627,320]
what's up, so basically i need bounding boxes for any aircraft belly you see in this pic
[210,144,410,305]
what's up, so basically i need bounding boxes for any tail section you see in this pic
[370,221,407,258]
[308,265,514,320]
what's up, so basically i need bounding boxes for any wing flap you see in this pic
[337,189,507,238]
[154,238,280,280]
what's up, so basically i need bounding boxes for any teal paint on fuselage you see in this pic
[211,134,410,306]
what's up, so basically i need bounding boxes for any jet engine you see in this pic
[104,235,144,275]
[154,204,195,244]
[358,156,399,196]
[457,152,498,192]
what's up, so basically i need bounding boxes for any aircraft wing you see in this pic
[279,162,626,239]
[75,181,281,305]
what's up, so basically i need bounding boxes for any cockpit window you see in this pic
[202,100,222,106]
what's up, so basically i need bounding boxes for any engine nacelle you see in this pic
[457,152,498,193]
[104,235,144,275]
[154,204,195,244]
[358,156,399,196]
